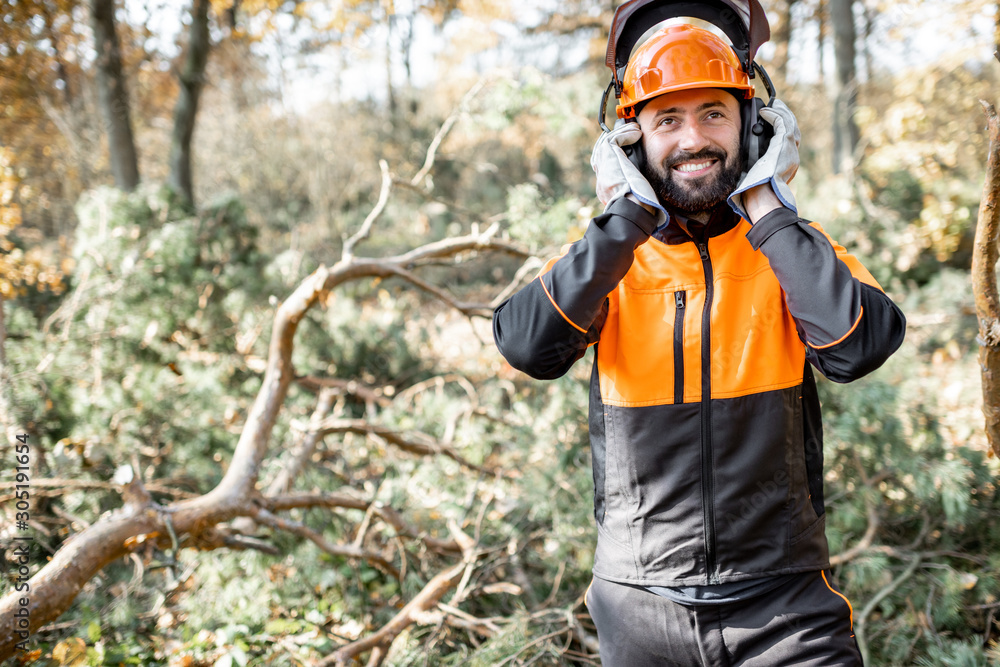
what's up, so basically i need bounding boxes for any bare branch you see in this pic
[376,224,525,266]
[0,478,197,498]
[394,374,478,407]
[252,508,399,579]
[263,492,461,553]
[195,526,281,555]
[436,602,501,636]
[294,376,392,409]
[410,78,488,189]
[829,468,881,566]
[266,388,338,497]
[0,97,526,658]
[266,491,368,512]
[378,264,494,318]
[318,560,470,666]
[309,417,494,475]
[855,556,922,665]
[343,159,392,260]
[491,256,545,309]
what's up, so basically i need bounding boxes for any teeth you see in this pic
[675,161,713,173]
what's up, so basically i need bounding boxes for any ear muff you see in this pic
[741,96,773,173]
[622,119,647,170]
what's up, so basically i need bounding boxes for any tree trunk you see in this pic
[90,0,140,191]
[972,99,1000,459]
[995,0,1000,55]
[774,0,799,84]
[830,0,860,174]
[386,16,396,117]
[168,0,211,208]
[861,3,873,84]
[816,0,826,87]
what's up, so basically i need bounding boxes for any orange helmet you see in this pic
[617,23,753,119]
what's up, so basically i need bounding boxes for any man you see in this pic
[492,23,905,666]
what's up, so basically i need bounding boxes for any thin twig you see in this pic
[410,78,487,189]
[319,560,472,666]
[855,555,922,665]
[343,159,392,260]
[308,417,497,475]
[263,492,460,553]
[491,256,544,309]
[379,263,494,318]
[266,387,338,496]
[252,507,399,579]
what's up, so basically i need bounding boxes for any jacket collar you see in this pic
[654,204,741,245]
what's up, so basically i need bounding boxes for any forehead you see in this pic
[639,88,739,118]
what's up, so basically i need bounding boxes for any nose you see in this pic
[676,121,710,153]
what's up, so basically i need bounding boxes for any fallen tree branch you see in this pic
[0,478,197,498]
[264,492,460,553]
[294,375,392,410]
[309,417,495,475]
[251,508,399,578]
[318,560,470,667]
[0,82,529,660]
[266,388,339,497]
[378,263,494,318]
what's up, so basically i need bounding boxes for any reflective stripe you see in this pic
[821,570,855,634]
[539,277,588,334]
[809,306,864,350]
[585,578,595,607]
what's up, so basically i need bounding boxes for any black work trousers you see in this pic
[585,570,863,666]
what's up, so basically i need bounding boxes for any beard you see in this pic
[640,145,744,214]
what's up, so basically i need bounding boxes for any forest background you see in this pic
[1,0,1000,665]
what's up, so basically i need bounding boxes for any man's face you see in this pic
[636,88,743,214]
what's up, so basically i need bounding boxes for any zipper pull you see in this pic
[697,243,709,261]
[675,291,685,309]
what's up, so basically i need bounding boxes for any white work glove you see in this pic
[728,99,800,221]
[590,121,667,229]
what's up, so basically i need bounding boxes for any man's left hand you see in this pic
[728,99,800,223]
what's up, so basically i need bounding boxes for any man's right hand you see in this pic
[590,122,667,229]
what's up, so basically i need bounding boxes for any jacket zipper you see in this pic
[697,241,719,584]
[673,291,686,404]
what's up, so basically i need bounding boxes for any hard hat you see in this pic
[617,23,753,119]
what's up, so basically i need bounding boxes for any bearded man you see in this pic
[493,23,905,666]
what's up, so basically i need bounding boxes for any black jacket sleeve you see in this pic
[746,207,906,383]
[493,197,658,380]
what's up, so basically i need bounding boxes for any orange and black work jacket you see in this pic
[493,198,906,587]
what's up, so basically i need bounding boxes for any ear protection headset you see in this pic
[598,0,775,174]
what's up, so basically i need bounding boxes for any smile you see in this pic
[673,160,717,174]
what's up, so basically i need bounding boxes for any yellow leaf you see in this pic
[52,637,87,666]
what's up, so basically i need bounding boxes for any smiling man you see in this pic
[493,23,905,666]
[638,88,744,215]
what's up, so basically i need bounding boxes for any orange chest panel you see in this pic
[597,222,806,406]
